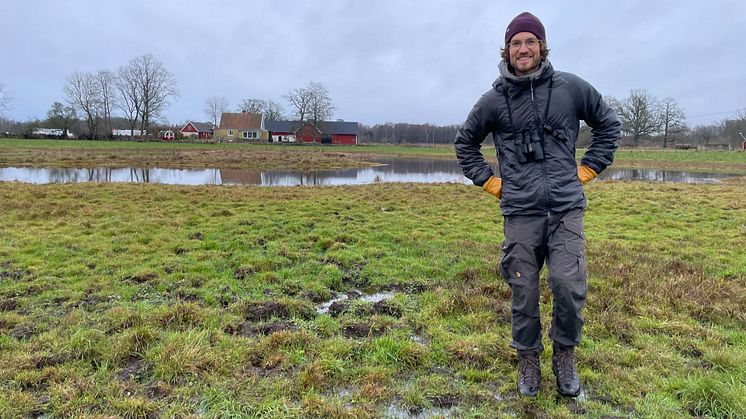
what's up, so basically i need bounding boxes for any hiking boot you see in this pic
[517,350,541,396]
[552,344,580,397]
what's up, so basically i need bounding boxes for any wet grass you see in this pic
[0,178,744,417]
[3,138,746,173]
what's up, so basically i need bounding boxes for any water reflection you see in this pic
[0,166,223,185]
[597,168,735,184]
[0,158,741,186]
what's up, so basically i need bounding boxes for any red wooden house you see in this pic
[266,121,357,145]
[180,121,214,140]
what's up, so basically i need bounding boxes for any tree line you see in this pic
[1,73,744,147]
[606,89,744,149]
[357,123,464,145]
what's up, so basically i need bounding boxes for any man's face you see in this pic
[508,31,541,76]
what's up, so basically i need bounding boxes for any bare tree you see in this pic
[609,89,660,147]
[263,100,284,121]
[238,98,265,114]
[0,83,11,115]
[65,72,102,139]
[284,86,313,122]
[204,96,229,127]
[658,97,687,148]
[115,64,142,140]
[722,109,746,148]
[690,125,718,146]
[307,81,335,125]
[123,54,179,136]
[46,102,77,138]
[238,98,285,121]
[97,70,117,138]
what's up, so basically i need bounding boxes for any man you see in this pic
[454,12,620,397]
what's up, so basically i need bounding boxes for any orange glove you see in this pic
[578,165,597,185]
[482,176,502,198]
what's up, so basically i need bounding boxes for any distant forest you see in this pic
[358,122,493,145]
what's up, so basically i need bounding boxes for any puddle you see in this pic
[315,289,396,314]
[383,404,459,419]
[316,293,349,314]
[359,291,396,303]
[410,334,427,344]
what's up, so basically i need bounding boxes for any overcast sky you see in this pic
[1,0,744,127]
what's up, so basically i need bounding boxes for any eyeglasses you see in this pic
[509,39,539,50]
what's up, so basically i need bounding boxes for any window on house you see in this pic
[228,129,234,137]
[243,131,257,139]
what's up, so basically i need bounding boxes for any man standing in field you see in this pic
[454,12,620,397]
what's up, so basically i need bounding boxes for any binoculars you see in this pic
[516,129,544,163]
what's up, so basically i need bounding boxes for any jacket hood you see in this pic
[493,59,553,89]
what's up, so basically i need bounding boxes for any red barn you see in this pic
[292,121,358,145]
[180,121,214,140]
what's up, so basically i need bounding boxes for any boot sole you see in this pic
[555,382,581,398]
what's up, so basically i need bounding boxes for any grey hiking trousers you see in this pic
[499,208,587,352]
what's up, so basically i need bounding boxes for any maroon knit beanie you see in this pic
[504,12,546,44]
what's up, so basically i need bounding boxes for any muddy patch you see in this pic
[34,353,70,369]
[342,322,386,338]
[117,357,147,382]
[72,293,118,309]
[243,300,316,321]
[0,263,32,281]
[233,266,256,280]
[302,289,330,303]
[126,272,158,284]
[9,324,36,340]
[372,300,402,317]
[391,282,428,294]
[147,382,173,399]
[0,297,18,311]
[328,300,351,317]
[244,301,291,321]
[227,321,298,337]
[173,290,201,302]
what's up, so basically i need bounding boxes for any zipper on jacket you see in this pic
[529,79,550,213]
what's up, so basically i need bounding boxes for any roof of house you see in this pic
[181,121,213,132]
[192,122,214,132]
[265,120,295,133]
[318,121,358,135]
[218,112,263,130]
[266,120,359,135]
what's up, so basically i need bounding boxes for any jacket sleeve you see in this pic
[578,84,621,174]
[454,93,497,187]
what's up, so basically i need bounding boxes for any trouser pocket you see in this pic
[557,217,586,282]
[500,240,536,286]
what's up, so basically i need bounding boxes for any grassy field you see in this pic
[1,178,744,417]
[2,138,746,173]
[0,139,377,170]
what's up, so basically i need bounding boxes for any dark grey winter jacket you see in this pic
[455,60,620,216]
